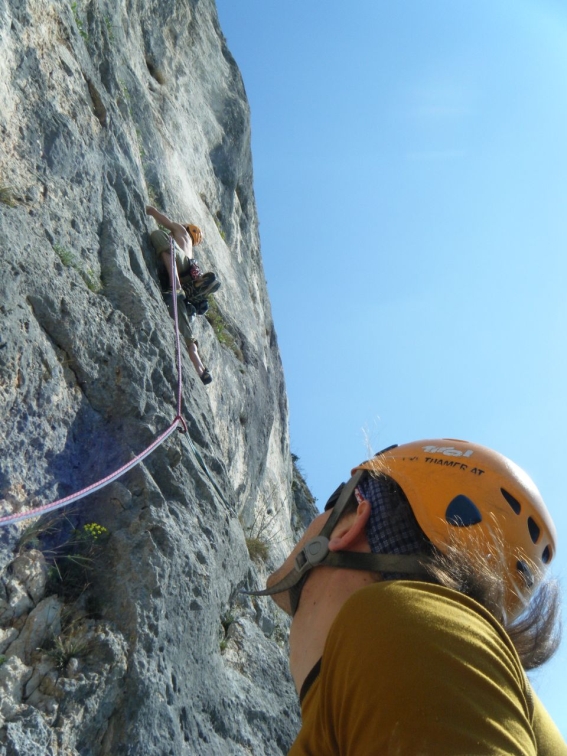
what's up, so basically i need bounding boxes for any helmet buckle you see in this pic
[295,536,330,574]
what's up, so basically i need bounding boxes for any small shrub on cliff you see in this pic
[219,610,237,653]
[45,633,90,670]
[135,128,145,159]
[0,184,18,207]
[53,245,102,292]
[104,15,115,40]
[221,610,235,631]
[18,515,63,553]
[83,268,101,292]
[71,2,88,41]
[214,216,226,241]
[241,500,285,564]
[245,536,269,563]
[205,299,244,361]
[205,298,230,343]
[53,244,76,267]
[146,183,159,208]
[46,522,109,602]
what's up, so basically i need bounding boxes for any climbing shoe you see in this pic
[200,369,212,385]
[192,272,221,297]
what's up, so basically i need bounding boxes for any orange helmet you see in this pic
[186,224,202,246]
[355,439,557,618]
[248,438,557,619]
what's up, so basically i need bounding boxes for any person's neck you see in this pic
[289,567,379,694]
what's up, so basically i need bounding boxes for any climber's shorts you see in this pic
[150,230,192,275]
[164,291,197,344]
[179,313,197,344]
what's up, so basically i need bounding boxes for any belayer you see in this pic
[251,439,566,754]
[146,205,220,385]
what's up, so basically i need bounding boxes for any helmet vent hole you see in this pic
[501,488,521,514]
[542,545,552,564]
[445,496,482,527]
[373,444,398,457]
[516,560,534,588]
[527,517,540,544]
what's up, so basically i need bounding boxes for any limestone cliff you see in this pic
[0,0,317,752]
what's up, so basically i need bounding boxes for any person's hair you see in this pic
[424,531,561,670]
[338,485,561,670]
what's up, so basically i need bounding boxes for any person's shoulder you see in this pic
[168,225,192,253]
[323,581,528,721]
[341,579,486,620]
[330,579,509,651]
[319,581,547,755]
[170,222,190,237]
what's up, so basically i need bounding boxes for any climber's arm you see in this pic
[146,206,185,235]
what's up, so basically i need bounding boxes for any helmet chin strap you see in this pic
[245,470,431,615]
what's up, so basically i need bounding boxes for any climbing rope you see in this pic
[0,237,188,528]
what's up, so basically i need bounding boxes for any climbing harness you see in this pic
[0,236,228,528]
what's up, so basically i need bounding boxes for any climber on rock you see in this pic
[249,439,566,755]
[146,205,216,385]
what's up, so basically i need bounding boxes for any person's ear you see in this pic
[328,498,372,552]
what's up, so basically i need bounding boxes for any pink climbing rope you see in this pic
[170,236,186,427]
[0,236,187,527]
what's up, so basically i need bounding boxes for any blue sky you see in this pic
[216,0,567,735]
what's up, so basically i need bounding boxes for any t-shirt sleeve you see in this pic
[317,582,539,756]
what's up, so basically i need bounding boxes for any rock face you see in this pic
[0,0,317,753]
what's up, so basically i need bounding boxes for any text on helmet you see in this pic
[422,445,474,458]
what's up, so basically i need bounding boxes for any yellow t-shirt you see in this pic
[290,581,566,756]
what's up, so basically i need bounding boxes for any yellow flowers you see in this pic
[82,523,108,542]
